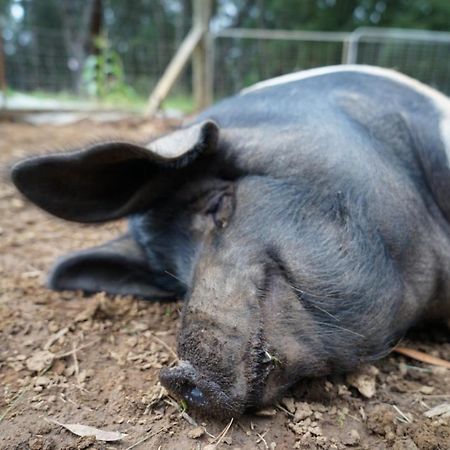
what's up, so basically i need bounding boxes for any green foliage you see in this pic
[178,399,188,412]
[82,34,137,101]
[216,0,450,31]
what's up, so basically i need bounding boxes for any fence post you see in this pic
[342,29,360,64]
[192,0,213,110]
[0,25,7,110]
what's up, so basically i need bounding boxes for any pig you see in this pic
[11,65,450,418]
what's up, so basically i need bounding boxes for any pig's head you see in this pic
[11,120,406,417]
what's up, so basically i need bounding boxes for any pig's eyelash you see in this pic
[265,247,344,322]
[260,248,355,335]
[291,286,340,321]
[314,321,366,339]
[291,285,366,338]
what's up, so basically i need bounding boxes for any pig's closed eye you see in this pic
[206,192,234,229]
[257,248,292,298]
[256,251,285,300]
[256,265,274,301]
[187,182,235,230]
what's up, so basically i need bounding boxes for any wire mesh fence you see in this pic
[5,28,72,93]
[3,26,191,102]
[353,33,450,95]
[214,34,345,98]
[213,27,450,98]
[1,25,450,111]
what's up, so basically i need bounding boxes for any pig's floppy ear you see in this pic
[11,120,218,222]
[49,234,178,299]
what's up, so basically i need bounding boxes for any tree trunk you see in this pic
[60,0,96,94]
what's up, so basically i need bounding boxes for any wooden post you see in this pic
[192,0,213,110]
[146,0,213,116]
[146,26,203,116]
[0,29,7,109]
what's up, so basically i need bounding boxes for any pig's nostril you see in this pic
[185,386,207,407]
[159,363,210,409]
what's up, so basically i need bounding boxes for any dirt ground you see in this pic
[1,117,449,450]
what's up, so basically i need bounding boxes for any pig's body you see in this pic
[12,65,450,417]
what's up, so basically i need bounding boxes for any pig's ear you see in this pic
[49,234,179,300]
[11,120,219,222]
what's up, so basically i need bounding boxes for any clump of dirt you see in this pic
[1,118,449,449]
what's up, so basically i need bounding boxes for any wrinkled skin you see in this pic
[11,66,450,417]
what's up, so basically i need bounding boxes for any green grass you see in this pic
[5,89,195,114]
[162,94,195,113]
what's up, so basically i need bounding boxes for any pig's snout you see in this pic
[159,361,242,416]
[160,361,207,408]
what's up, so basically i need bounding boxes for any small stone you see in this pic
[11,198,25,209]
[398,362,408,376]
[64,365,75,377]
[294,403,313,422]
[26,351,54,372]
[343,429,360,446]
[255,408,277,417]
[338,384,351,396]
[392,438,419,450]
[280,397,296,414]
[35,376,51,387]
[28,436,54,450]
[419,386,434,394]
[52,359,66,376]
[223,436,233,444]
[346,365,379,398]
[187,426,205,439]
[78,369,87,383]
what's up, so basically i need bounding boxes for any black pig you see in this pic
[11,65,450,417]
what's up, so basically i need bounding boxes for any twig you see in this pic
[276,403,295,417]
[347,413,361,423]
[392,405,412,423]
[54,339,100,358]
[403,364,434,373]
[209,418,233,448]
[147,332,178,360]
[163,397,180,410]
[203,427,217,440]
[256,430,269,449]
[44,327,69,350]
[125,425,170,450]
[394,347,450,369]
[180,411,197,426]
[72,342,81,387]
[421,394,450,398]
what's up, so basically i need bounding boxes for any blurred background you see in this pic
[0,0,449,117]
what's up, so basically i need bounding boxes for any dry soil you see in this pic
[1,118,449,450]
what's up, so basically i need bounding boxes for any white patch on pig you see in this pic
[242,65,450,165]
